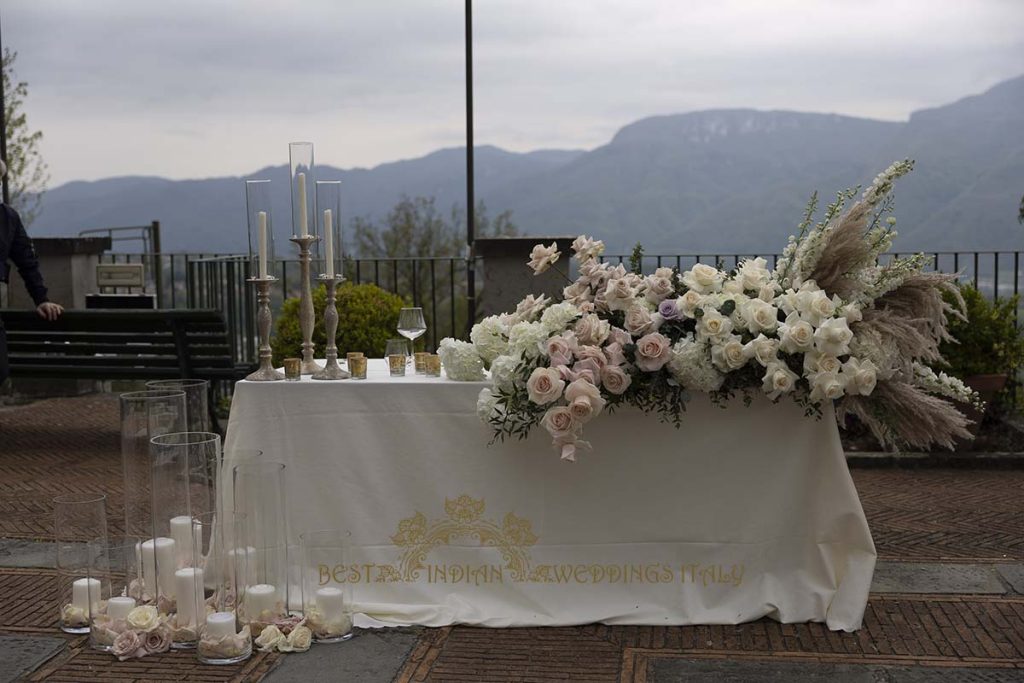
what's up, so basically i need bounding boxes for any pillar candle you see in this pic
[175,567,206,628]
[71,577,101,612]
[246,583,278,616]
[205,611,236,639]
[258,211,269,278]
[323,209,334,278]
[169,515,200,568]
[315,586,345,622]
[107,596,135,620]
[140,537,177,600]
[297,173,308,237]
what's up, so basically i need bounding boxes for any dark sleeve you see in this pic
[6,208,49,306]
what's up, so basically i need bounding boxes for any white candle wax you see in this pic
[297,172,309,237]
[205,611,236,639]
[174,567,206,628]
[71,577,101,612]
[323,209,334,278]
[140,537,177,600]
[258,211,269,278]
[246,583,278,616]
[169,515,196,568]
[315,586,345,622]
[107,596,135,620]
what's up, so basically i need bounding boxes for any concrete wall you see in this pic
[475,236,576,320]
[6,237,111,309]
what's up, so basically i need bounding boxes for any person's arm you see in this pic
[6,207,62,320]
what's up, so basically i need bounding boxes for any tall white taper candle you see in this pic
[323,209,334,278]
[297,173,309,237]
[258,211,268,278]
[140,537,177,600]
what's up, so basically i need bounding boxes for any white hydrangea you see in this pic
[437,338,485,381]
[540,301,581,334]
[469,315,510,363]
[507,321,550,359]
[489,354,521,393]
[476,388,503,422]
[667,336,724,392]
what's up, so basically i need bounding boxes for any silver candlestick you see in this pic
[312,275,350,380]
[246,277,285,381]
[290,234,322,374]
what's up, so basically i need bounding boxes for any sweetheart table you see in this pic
[223,359,875,631]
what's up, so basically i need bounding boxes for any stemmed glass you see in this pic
[397,308,427,352]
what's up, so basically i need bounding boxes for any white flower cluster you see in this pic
[912,363,981,408]
[437,338,485,381]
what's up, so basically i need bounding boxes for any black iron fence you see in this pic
[98,250,1021,369]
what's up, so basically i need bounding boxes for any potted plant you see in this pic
[940,283,1024,431]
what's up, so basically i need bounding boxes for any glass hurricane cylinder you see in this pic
[89,540,141,652]
[145,379,210,433]
[246,179,276,280]
[233,461,290,633]
[315,180,342,278]
[146,432,221,617]
[300,529,355,643]
[194,511,252,665]
[120,390,187,544]
[289,142,316,242]
[54,493,108,634]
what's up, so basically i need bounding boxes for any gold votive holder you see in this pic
[387,354,406,377]
[283,358,302,381]
[425,354,442,377]
[414,352,429,374]
[345,352,364,365]
[349,356,368,380]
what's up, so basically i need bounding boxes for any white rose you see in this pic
[574,314,611,346]
[681,263,725,294]
[804,351,842,375]
[762,362,798,400]
[281,625,312,652]
[809,371,847,402]
[743,334,779,367]
[813,317,853,357]
[841,303,863,323]
[758,282,779,303]
[711,335,748,371]
[677,290,703,318]
[744,298,779,334]
[778,313,814,353]
[255,624,286,652]
[126,605,160,632]
[624,305,654,336]
[842,357,878,396]
[527,242,560,275]
[736,257,770,291]
[526,367,565,405]
[697,308,733,342]
[805,290,840,326]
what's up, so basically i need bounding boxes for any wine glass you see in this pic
[397,307,427,352]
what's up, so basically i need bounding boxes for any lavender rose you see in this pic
[634,332,672,372]
[658,298,681,321]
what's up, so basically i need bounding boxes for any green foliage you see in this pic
[629,242,644,275]
[271,282,405,361]
[940,284,1024,377]
[2,49,48,225]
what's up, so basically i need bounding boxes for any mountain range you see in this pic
[28,74,1024,255]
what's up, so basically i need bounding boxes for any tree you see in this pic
[2,48,49,225]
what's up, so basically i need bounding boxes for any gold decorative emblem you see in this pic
[389,495,537,582]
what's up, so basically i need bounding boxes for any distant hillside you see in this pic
[29,75,1024,254]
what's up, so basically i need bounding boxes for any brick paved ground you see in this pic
[1,395,1023,681]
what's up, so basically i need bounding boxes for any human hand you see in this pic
[36,302,64,321]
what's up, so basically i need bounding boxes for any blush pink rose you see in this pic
[545,335,577,367]
[573,357,604,383]
[601,365,632,395]
[541,406,578,439]
[564,378,606,418]
[526,367,565,405]
[609,326,632,347]
[624,306,654,336]
[603,342,627,367]
[634,332,671,372]
[575,345,607,368]
[112,629,143,661]
[144,626,172,655]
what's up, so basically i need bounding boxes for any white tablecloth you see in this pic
[224,359,875,631]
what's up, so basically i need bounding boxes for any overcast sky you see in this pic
[6,0,1024,186]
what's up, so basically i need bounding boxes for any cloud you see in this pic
[5,0,1024,184]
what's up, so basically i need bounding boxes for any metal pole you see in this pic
[0,9,10,205]
[464,0,476,335]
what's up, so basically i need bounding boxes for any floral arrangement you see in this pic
[305,607,354,641]
[91,605,173,661]
[197,623,252,661]
[60,603,92,630]
[253,615,313,653]
[443,161,978,460]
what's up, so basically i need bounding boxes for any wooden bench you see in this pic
[1,309,253,429]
